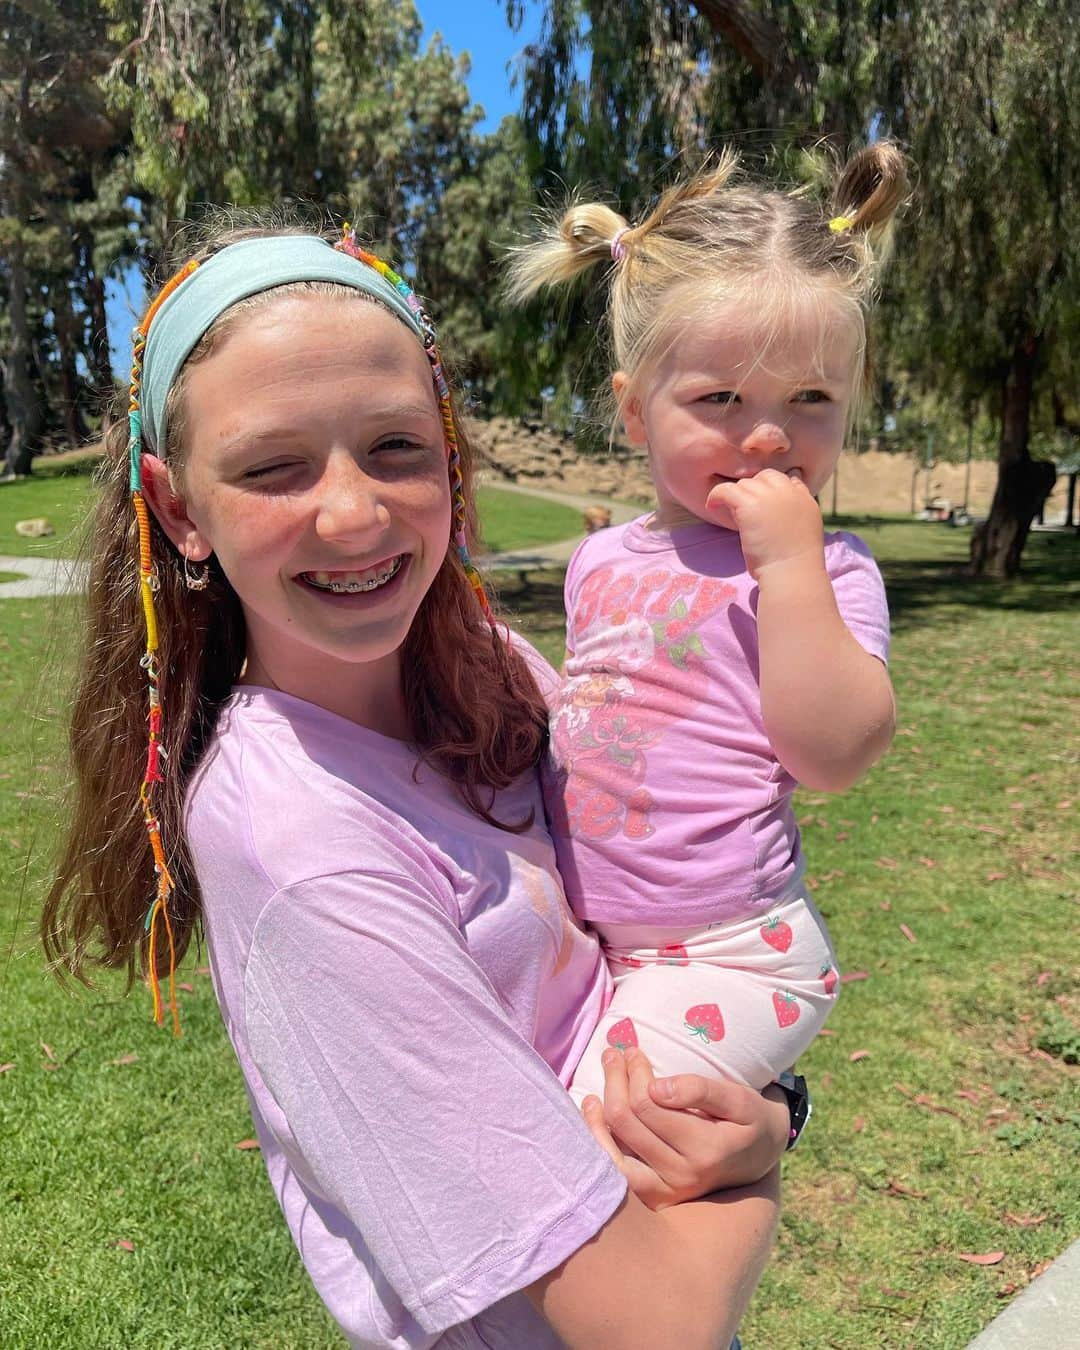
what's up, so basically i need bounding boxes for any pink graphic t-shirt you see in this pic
[547,516,891,926]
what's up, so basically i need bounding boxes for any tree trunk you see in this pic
[53,283,90,447]
[969,332,1056,577]
[78,228,116,405]
[3,230,41,477]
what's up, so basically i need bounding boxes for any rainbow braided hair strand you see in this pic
[128,259,198,1036]
[334,227,495,625]
[127,235,495,1033]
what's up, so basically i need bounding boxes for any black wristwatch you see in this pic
[775,1070,811,1151]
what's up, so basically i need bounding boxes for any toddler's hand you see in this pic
[581,1047,790,1210]
[707,468,824,579]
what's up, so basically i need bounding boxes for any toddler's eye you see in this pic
[701,391,739,406]
[793,389,830,404]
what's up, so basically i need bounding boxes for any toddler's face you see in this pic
[616,294,861,530]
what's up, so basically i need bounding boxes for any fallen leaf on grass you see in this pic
[840,970,870,984]
[940,804,955,813]
[876,856,899,870]
[40,1042,56,1062]
[109,1239,135,1253]
[879,900,891,910]
[0,1062,14,1074]
[177,982,194,993]
[111,1053,139,1067]
[918,857,937,868]
[818,1028,836,1036]
[1035,972,1053,987]
[1003,1212,1047,1228]
[1056,800,1072,810]
[966,822,1005,836]
[997,1282,1021,1298]
[899,923,917,942]
[880,1287,911,1298]
[234,1138,260,1151]
[985,871,1008,882]
[886,1180,927,1199]
[913,1094,961,1118]
[852,1116,866,1132]
[957,1251,1005,1266]
[194,966,211,976]
[955,1089,982,1104]
[849,1049,871,1062]
[1029,1259,1053,1279]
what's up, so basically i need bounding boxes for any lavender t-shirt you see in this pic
[547,517,890,925]
[187,681,624,1349]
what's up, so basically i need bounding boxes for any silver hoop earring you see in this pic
[183,555,211,591]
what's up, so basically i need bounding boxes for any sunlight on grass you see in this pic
[1,519,1076,1347]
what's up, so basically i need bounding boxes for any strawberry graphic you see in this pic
[684,1003,725,1043]
[821,962,838,997]
[660,943,689,967]
[772,990,801,1028]
[607,1017,639,1050]
[760,915,794,953]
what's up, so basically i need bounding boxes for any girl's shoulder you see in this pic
[186,688,462,902]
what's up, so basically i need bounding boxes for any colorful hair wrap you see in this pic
[610,227,630,261]
[128,231,495,1032]
[829,215,855,233]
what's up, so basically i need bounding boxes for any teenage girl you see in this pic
[42,223,790,1349]
[507,144,906,1109]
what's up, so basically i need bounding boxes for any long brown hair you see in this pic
[42,222,548,989]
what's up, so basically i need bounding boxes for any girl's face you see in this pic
[616,294,861,530]
[149,293,452,730]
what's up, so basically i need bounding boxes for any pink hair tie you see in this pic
[610,227,630,262]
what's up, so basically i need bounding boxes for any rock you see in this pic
[14,517,55,538]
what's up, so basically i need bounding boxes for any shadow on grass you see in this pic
[826,515,1079,632]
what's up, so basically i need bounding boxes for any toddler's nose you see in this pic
[742,421,791,458]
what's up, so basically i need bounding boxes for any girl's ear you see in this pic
[612,371,646,446]
[139,454,213,562]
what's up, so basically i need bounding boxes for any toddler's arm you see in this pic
[711,468,895,791]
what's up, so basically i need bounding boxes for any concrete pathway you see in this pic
[965,1239,1080,1349]
[0,554,89,600]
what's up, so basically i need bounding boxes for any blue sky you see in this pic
[106,2,542,373]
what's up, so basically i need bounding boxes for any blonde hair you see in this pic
[506,142,909,423]
[43,219,548,989]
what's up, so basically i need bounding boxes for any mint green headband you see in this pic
[138,235,424,454]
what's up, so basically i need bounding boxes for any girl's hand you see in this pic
[707,467,824,580]
[581,1047,791,1210]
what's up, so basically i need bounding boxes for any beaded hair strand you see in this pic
[126,236,495,1032]
[127,258,198,1036]
[334,227,495,625]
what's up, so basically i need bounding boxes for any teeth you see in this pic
[304,557,403,593]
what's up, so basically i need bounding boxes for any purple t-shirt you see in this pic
[547,517,890,926]
[187,681,624,1349]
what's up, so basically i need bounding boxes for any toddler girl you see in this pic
[508,143,906,1106]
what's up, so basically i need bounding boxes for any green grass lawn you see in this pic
[1,513,1077,1348]
[475,484,583,553]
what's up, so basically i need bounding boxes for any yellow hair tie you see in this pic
[829,214,855,233]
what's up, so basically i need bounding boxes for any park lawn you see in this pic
[0,460,100,559]
[475,484,583,553]
[1,518,1077,1348]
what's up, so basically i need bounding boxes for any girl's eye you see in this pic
[374,436,426,453]
[702,391,739,406]
[793,389,831,404]
[243,461,298,480]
